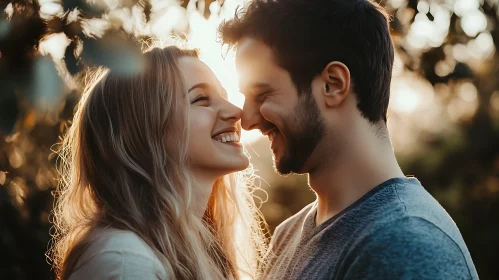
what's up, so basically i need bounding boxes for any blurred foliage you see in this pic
[0,0,498,279]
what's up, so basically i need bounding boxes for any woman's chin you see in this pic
[190,149,250,177]
[217,155,250,175]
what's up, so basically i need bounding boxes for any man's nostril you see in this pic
[248,124,258,131]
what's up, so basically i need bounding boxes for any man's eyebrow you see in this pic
[239,82,272,96]
[188,83,211,93]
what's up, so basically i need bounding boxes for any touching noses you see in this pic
[241,99,262,131]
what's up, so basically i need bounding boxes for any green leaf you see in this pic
[0,89,19,135]
[29,56,64,110]
[0,19,10,40]
[62,20,82,39]
[81,32,145,76]
[62,0,79,11]
[62,0,106,18]
[140,0,152,22]
[122,0,139,9]
[64,40,81,75]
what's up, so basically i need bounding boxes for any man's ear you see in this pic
[321,61,351,108]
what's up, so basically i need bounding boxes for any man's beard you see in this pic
[274,91,327,175]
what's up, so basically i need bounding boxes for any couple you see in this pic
[50,0,479,279]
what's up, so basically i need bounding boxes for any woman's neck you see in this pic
[191,174,216,218]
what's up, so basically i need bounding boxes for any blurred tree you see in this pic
[388,1,499,279]
[0,0,498,279]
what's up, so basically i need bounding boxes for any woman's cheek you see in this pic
[189,108,215,139]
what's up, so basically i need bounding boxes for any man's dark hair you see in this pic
[219,0,394,123]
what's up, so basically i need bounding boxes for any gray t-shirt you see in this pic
[263,177,478,279]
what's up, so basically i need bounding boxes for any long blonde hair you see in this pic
[49,46,268,280]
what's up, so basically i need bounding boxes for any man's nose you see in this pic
[241,99,263,131]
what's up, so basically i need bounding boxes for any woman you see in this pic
[49,46,268,280]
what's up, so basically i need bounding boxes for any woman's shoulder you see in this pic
[84,227,157,257]
[69,227,167,279]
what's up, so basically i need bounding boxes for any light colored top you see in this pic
[69,227,167,280]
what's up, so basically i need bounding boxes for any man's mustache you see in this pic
[258,120,278,135]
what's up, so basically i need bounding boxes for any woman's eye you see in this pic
[192,96,209,104]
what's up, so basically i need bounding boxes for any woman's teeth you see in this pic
[214,132,240,143]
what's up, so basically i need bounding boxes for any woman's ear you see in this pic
[321,61,351,108]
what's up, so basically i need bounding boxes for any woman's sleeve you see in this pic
[68,250,167,280]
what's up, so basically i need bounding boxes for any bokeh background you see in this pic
[0,0,498,279]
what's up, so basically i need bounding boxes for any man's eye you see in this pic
[257,90,273,100]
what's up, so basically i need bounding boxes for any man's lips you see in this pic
[268,129,279,142]
[267,129,281,152]
[263,124,278,139]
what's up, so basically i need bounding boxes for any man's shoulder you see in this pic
[343,216,478,279]
[264,201,316,275]
[274,201,316,238]
[388,180,472,250]
[268,201,316,253]
[340,179,478,279]
[366,178,464,241]
[366,216,463,247]
[364,180,476,267]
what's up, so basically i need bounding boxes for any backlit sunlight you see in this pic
[38,0,495,147]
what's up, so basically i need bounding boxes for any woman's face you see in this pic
[179,56,249,179]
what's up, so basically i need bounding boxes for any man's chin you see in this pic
[274,163,291,175]
[272,152,287,175]
[273,154,302,175]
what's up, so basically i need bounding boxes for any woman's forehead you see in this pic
[178,56,225,96]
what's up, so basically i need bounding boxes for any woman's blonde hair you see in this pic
[49,46,268,279]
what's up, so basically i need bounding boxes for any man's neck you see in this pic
[308,127,404,226]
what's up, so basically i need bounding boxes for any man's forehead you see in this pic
[235,37,274,65]
[237,65,274,94]
[235,38,276,90]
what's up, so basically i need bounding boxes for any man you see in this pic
[219,0,478,279]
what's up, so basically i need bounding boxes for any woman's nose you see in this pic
[219,99,242,122]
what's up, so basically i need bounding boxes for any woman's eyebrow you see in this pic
[188,82,211,93]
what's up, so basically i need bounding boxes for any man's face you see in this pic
[236,37,326,174]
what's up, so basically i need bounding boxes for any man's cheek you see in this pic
[259,102,274,121]
[261,103,286,130]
